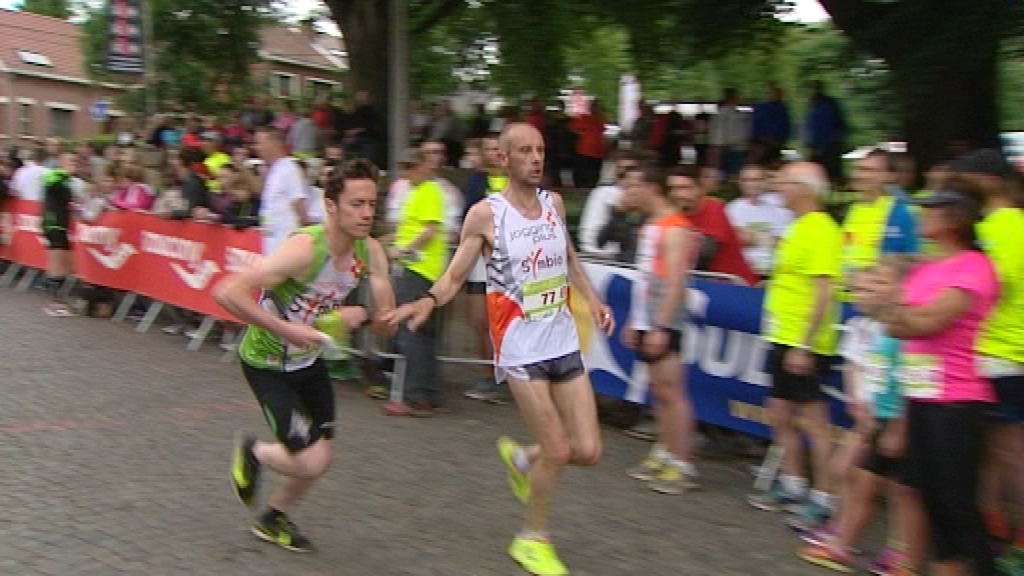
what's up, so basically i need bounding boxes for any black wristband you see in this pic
[357,306,372,328]
[422,291,439,306]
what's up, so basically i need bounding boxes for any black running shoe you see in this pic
[251,511,314,553]
[230,431,260,508]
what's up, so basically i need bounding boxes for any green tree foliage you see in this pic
[18,0,70,19]
[406,10,900,149]
[820,0,1021,168]
[562,21,632,111]
[81,0,277,114]
[337,0,1022,170]
[1000,39,1024,132]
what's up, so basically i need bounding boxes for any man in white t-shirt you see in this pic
[11,149,47,202]
[726,164,793,278]
[254,126,310,256]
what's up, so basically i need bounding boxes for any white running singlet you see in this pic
[486,190,579,380]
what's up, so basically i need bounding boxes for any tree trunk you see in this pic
[890,53,1000,173]
[820,0,1008,170]
[325,0,389,165]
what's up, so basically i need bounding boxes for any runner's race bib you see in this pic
[862,353,889,400]
[977,355,1024,379]
[523,274,568,321]
[899,353,941,399]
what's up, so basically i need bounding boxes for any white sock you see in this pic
[512,448,531,473]
[780,475,807,498]
[665,456,698,477]
[518,529,549,542]
[650,443,668,462]
[809,489,833,510]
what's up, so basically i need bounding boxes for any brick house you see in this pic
[0,9,130,147]
[257,22,347,108]
[0,10,347,146]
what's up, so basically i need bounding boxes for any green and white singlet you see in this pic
[238,225,368,372]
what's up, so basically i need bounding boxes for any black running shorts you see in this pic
[768,344,829,403]
[504,351,585,384]
[44,228,70,251]
[635,329,684,364]
[991,375,1024,423]
[858,419,903,480]
[241,359,335,453]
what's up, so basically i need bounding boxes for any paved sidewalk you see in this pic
[0,288,843,575]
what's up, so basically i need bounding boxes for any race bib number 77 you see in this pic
[523,274,568,321]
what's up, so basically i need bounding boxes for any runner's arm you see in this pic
[293,197,310,226]
[879,288,972,339]
[653,227,690,327]
[422,201,490,307]
[214,234,316,334]
[364,237,397,335]
[400,222,438,254]
[552,192,603,307]
[799,276,832,348]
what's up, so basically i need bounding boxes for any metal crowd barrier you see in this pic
[328,261,750,403]
[1,248,747,406]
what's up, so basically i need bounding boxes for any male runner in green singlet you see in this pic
[214,159,395,552]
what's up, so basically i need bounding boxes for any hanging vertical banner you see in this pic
[618,74,641,134]
[105,0,145,75]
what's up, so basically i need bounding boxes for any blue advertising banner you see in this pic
[576,261,854,439]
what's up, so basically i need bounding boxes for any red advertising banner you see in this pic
[1,200,263,322]
[0,199,48,270]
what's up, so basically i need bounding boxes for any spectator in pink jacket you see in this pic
[110,165,156,211]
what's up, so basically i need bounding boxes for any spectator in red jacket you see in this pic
[666,164,758,285]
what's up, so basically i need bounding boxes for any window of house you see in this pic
[306,79,336,100]
[16,50,52,67]
[0,104,6,135]
[271,72,297,99]
[49,109,73,138]
[18,103,32,136]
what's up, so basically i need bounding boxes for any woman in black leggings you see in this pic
[862,178,999,576]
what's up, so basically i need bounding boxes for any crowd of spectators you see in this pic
[2,86,1024,575]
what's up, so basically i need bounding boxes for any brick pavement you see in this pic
[0,288,847,576]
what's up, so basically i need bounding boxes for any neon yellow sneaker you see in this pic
[497,436,530,505]
[648,464,699,495]
[230,431,261,508]
[626,456,663,481]
[509,535,569,576]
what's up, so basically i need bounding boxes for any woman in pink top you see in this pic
[862,178,997,576]
[110,165,156,211]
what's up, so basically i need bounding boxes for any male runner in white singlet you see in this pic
[386,123,614,576]
[215,159,395,552]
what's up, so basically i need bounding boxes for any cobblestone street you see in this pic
[1,288,841,575]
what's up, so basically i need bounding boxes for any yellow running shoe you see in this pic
[648,464,699,495]
[497,436,530,505]
[509,535,569,576]
[626,456,663,481]
[230,431,261,508]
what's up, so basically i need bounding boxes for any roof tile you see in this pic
[0,9,85,80]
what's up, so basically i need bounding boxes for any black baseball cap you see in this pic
[911,187,979,209]
[950,148,1010,178]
